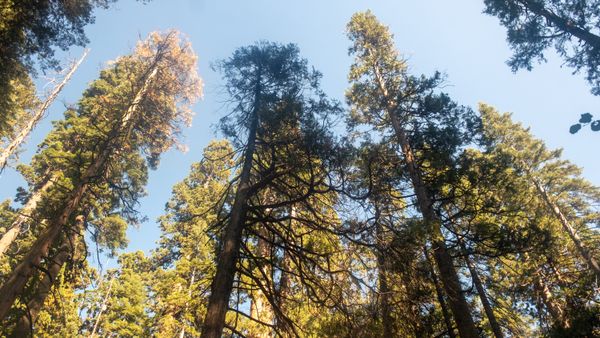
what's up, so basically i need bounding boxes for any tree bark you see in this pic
[532,178,600,278]
[371,63,478,338]
[201,69,262,338]
[375,223,393,338]
[0,62,159,321]
[424,247,457,338]
[533,272,568,328]
[12,215,84,337]
[459,242,504,338]
[0,174,54,257]
[0,50,88,171]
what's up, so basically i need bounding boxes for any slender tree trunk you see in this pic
[532,272,568,328]
[249,227,274,338]
[0,63,159,321]
[375,223,393,338]
[89,276,115,338]
[201,70,262,338]
[516,0,600,49]
[178,268,196,338]
[12,215,84,337]
[532,178,600,278]
[424,247,457,338]
[0,174,54,257]
[0,50,88,171]
[275,206,293,334]
[459,242,504,338]
[371,63,478,338]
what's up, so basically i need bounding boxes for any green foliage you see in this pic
[483,0,600,95]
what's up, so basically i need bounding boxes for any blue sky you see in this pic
[1,0,598,263]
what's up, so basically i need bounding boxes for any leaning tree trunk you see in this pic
[0,64,159,321]
[0,50,88,171]
[0,174,54,257]
[371,63,478,338]
[459,242,504,338]
[533,271,568,328]
[532,178,600,278]
[12,215,84,337]
[424,247,457,338]
[201,70,262,338]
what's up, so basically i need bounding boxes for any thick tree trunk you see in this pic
[424,247,457,338]
[516,0,600,49]
[0,50,88,171]
[371,64,478,338]
[532,179,600,278]
[460,243,504,338]
[0,175,54,257]
[12,215,84,337]
[201,71,262,338]
[0,63,158,321]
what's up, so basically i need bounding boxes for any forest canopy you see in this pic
[0,1,597,338]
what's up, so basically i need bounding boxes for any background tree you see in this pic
[483,0,600,95]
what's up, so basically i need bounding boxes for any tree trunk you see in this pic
[249,227,274,338]
[0,63,159,321]
[424,247,457,338]
[201,69,262,338]
[0,50,88,171]
[89,276,115,338]
[375,223,393,338]
[516,0,600,49]
[0,174,54,257]
[460,242,504,338]
[532,178,600,278]
[371,63,478,338]
[532,272,568,328]
[12,215,84,337]
[178,268,196,338]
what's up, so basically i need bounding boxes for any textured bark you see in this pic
[12,215,83,337]
[0,175,54,257]
[0,50,88,171]
[460,243,504,338]
[201,70,262,338]
[533,273,568,328]
[424,247,457,338]
[0,63,158,321]
[371,63,478,338]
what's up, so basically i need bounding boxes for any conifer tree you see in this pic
[346,11,480,338]
[0,30,201,335]
[201,42,340,338]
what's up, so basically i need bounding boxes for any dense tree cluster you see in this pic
[0,3,597,338]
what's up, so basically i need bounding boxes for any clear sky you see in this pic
[1,0,598,263]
